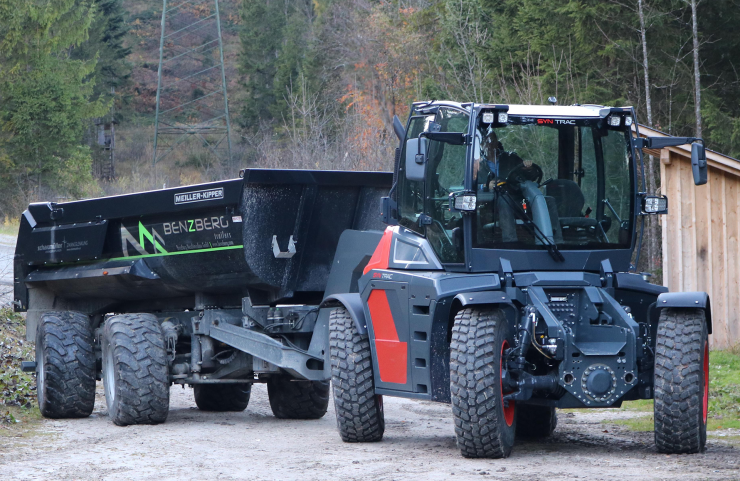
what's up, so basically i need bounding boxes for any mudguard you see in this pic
[453,291,519,324]
[320,293,368,335]
[657,291,712,334]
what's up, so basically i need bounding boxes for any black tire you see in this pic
[35,311,96,419]
[450,307,517,458]
[516,405,557,439]
[194,384,251,412]
[266,375,329,419]
[101,313,170,426]
[654,308,709,454]
[329,307,385,442]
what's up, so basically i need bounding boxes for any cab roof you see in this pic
[412,101,632,119]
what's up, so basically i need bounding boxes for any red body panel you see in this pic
[367,289,408,384]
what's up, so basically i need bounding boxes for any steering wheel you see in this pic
[504,162,543,189]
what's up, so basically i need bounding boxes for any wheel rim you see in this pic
[103,339,116,410]
[501,340,515,427]
[36,345,45,407]
[702,341,709,424]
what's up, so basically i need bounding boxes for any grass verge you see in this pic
[0,218,19,237]
[613,350,740,432]
[0,307,40,434]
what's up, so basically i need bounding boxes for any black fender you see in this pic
[453,291,519,326]
[320,293,368,335]
[656,291,712,334]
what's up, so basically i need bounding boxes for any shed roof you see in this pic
[634,123,740,175]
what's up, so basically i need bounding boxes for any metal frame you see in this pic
[153,0,232,165]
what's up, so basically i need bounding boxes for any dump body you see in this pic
[14,169,391,326]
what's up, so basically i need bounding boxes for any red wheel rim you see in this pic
[702,341,709,424]
[501,340,515,426]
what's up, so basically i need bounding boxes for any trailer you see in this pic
[15,169,390,424]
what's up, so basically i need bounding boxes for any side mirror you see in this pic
[640,194,668,215]
[405,138,427,182]
[691,142,707,185]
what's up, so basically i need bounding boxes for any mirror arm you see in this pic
[635,136,702,149]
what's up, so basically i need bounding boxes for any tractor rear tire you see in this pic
[101,313,170,426]
[451,307,517,458]
[654,308,709,454]
[35,311,96,419]
[516,405,557,439]
[194,384,251,412]
[267,375,329,419]
[329,307,385,442]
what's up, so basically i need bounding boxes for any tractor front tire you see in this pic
[194,384,251,412]
[35,311,96,419]
[516,405,557,439]
[102,313,170,426]
[450,307,517,458]
[267,375,329,419]
[654,308,709,454]
[329,307,385,442]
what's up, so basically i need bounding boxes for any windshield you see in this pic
[473,117,634,251]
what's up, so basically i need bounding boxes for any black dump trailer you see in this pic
[14,168,391,424]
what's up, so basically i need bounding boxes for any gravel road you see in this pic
[1,382,738,481]
[0,234,15,307]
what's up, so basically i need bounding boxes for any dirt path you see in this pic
[1,383,738,481]
[0,234,15,307]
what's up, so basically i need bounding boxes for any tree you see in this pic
[72,0,132,101]
[0,0,108,216]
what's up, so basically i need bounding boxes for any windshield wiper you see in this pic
[496,188,565,262]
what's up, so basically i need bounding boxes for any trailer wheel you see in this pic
[194,384,251,412]
[101,313,169,426]
[451,307,516,458]
[516,405,557,439]
[654,308,709,454]
[35,311,96,419]
[329,307,385,442]
[266,375,329,419]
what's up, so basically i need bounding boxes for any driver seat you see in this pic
[546,179,597,229]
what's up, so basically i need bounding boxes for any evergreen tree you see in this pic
[0,0,108,215]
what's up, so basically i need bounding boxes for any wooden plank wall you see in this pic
[661,149,740,348]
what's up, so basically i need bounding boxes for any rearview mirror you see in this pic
[691,142,707,185]
[405,138,428,182]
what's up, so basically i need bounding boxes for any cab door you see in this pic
[363,280,413,392]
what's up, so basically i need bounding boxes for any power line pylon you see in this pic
[153,0,232,165]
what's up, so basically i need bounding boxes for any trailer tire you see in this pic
[101,313,170,426]
[194,384,251,412]
[35,311,96,419]
[451,307,516,458]
[654,308,708,454]
[266,375,329,419]
[516,405,557,439]
[329,307,385,442]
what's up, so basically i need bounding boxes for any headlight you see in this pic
[498,112,508,123]
[482,112,495,124]
[453,194,477,211]
[608,115,622,127]
[624,116,633,127]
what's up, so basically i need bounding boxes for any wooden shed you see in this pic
[637,124,740,349]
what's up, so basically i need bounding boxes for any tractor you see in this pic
[323,101,711,458]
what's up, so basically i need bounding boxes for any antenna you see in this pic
[153,0,232,165]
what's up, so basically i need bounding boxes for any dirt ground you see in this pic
[0,234,14,307]
[1,382,738,481]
